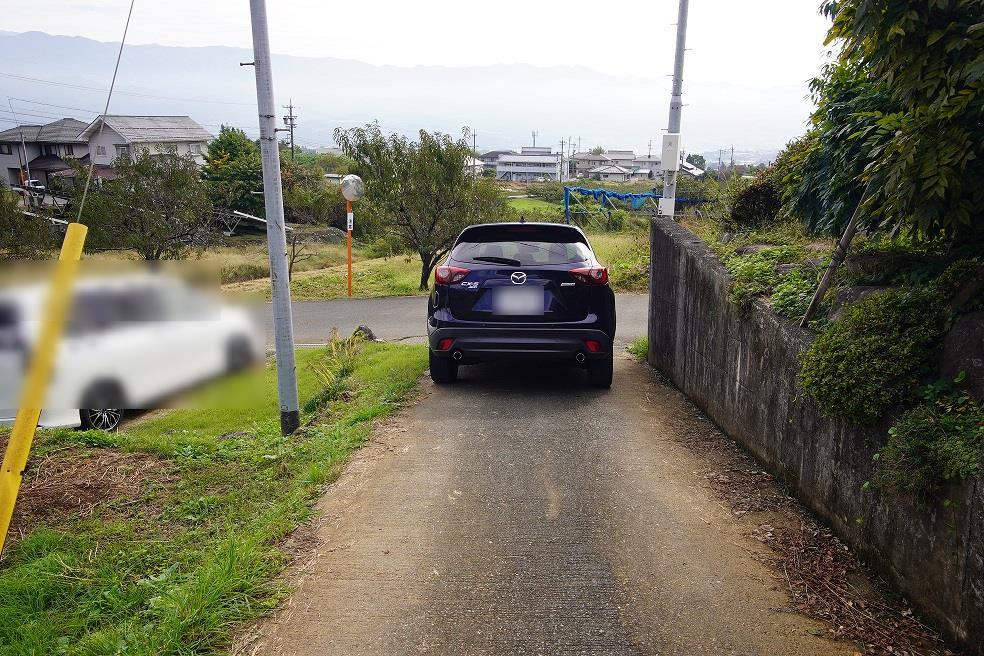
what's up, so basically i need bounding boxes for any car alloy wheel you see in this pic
[85,408,123,431]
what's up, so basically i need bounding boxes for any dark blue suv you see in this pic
[427,222,616,387]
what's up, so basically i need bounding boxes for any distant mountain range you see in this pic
[0,31,812,155]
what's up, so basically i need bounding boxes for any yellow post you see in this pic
[0,222,87,555]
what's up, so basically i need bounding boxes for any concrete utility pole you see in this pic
[249,0,300,435]
[283,99,297,161]
[660,0,689,218]
[559,139,566,181]
[472,128,478,178]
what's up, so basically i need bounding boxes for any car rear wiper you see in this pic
[472,256,522,266]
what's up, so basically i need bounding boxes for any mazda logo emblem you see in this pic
[510,272,527,285]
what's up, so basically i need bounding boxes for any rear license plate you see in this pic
[493,287,543,315]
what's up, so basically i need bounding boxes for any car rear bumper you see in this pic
[428,326,612,362]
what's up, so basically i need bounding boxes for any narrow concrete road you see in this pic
[259,293,649,347]
[246,356,855,655]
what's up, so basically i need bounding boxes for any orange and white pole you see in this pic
[340,174,364,299]
[346,199,354,298]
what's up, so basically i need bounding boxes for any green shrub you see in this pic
[728,177,782,229]
[872,383,984,497]
[800,288,946,425]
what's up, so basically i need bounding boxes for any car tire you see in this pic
[226,335,255,373]
[79,382,126,431]
[429,350,458,384]
[587,353,613,389]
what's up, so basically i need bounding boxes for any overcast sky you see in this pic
[3,1,831,85]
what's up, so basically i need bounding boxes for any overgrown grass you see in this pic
[0,341,428,655]
[225,254,423,300]
[591,231,649,292]
[507,197,561,212]
[223,229,651,299]
[627,336,648,360]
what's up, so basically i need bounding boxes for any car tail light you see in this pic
[584,339,602,353]
[434,265,470,285]
[570,266,609,285]
[437,338,454,351]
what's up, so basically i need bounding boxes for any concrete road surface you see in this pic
[258,293,649,347]
[246,356,854,655]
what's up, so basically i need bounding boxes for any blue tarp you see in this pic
[563,185,704,224]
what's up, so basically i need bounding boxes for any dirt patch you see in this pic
[4,444,177,548]
[664,381,955,656]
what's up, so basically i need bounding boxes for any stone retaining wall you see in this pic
[646,217,983,652]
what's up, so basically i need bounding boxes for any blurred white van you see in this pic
[0,274,262,431]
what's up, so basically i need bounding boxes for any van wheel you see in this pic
[429,350,458,384]
[587,353,613,389]
[79,382,125,431]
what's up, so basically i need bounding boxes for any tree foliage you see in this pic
[202,126,264,216]
[728,176,782,229]
[685,153,706,169]
[788,0,984,240]
[81,148,212,260]
[334,123,506,290]
[0,189,57,258]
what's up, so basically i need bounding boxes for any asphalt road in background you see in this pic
[259,293,649,347]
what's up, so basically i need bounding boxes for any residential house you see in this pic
[0,118,88,187]
[80,115,213,168]
[478,149,516,173]
[587,164,632,182]
[681,160,706,178]
[633,155,661,172]
[496,146,563,182]
[605,150,637,169]
[571,152,611,177]
[465,157,484,177]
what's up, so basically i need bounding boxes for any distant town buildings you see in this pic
[0,115,213,188]
[495,146,564,182]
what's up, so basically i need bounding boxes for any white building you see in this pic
[478,149,515,173]
[0,118,89,187]
[496,146,563,182]
[587,164,632,182]
[80,115,213,167]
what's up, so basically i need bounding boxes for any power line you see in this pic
[77,0,136,223]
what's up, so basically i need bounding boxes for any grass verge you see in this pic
[223,229,651,299]
[0,340,428,655]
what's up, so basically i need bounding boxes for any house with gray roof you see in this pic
[0,118,88,186]
[80,115,213,167]
[587,164,632,182]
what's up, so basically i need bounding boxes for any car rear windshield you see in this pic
[451,224,592,266]
[452,240,591,266]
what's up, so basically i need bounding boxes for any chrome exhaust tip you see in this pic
[575,352,586,364]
